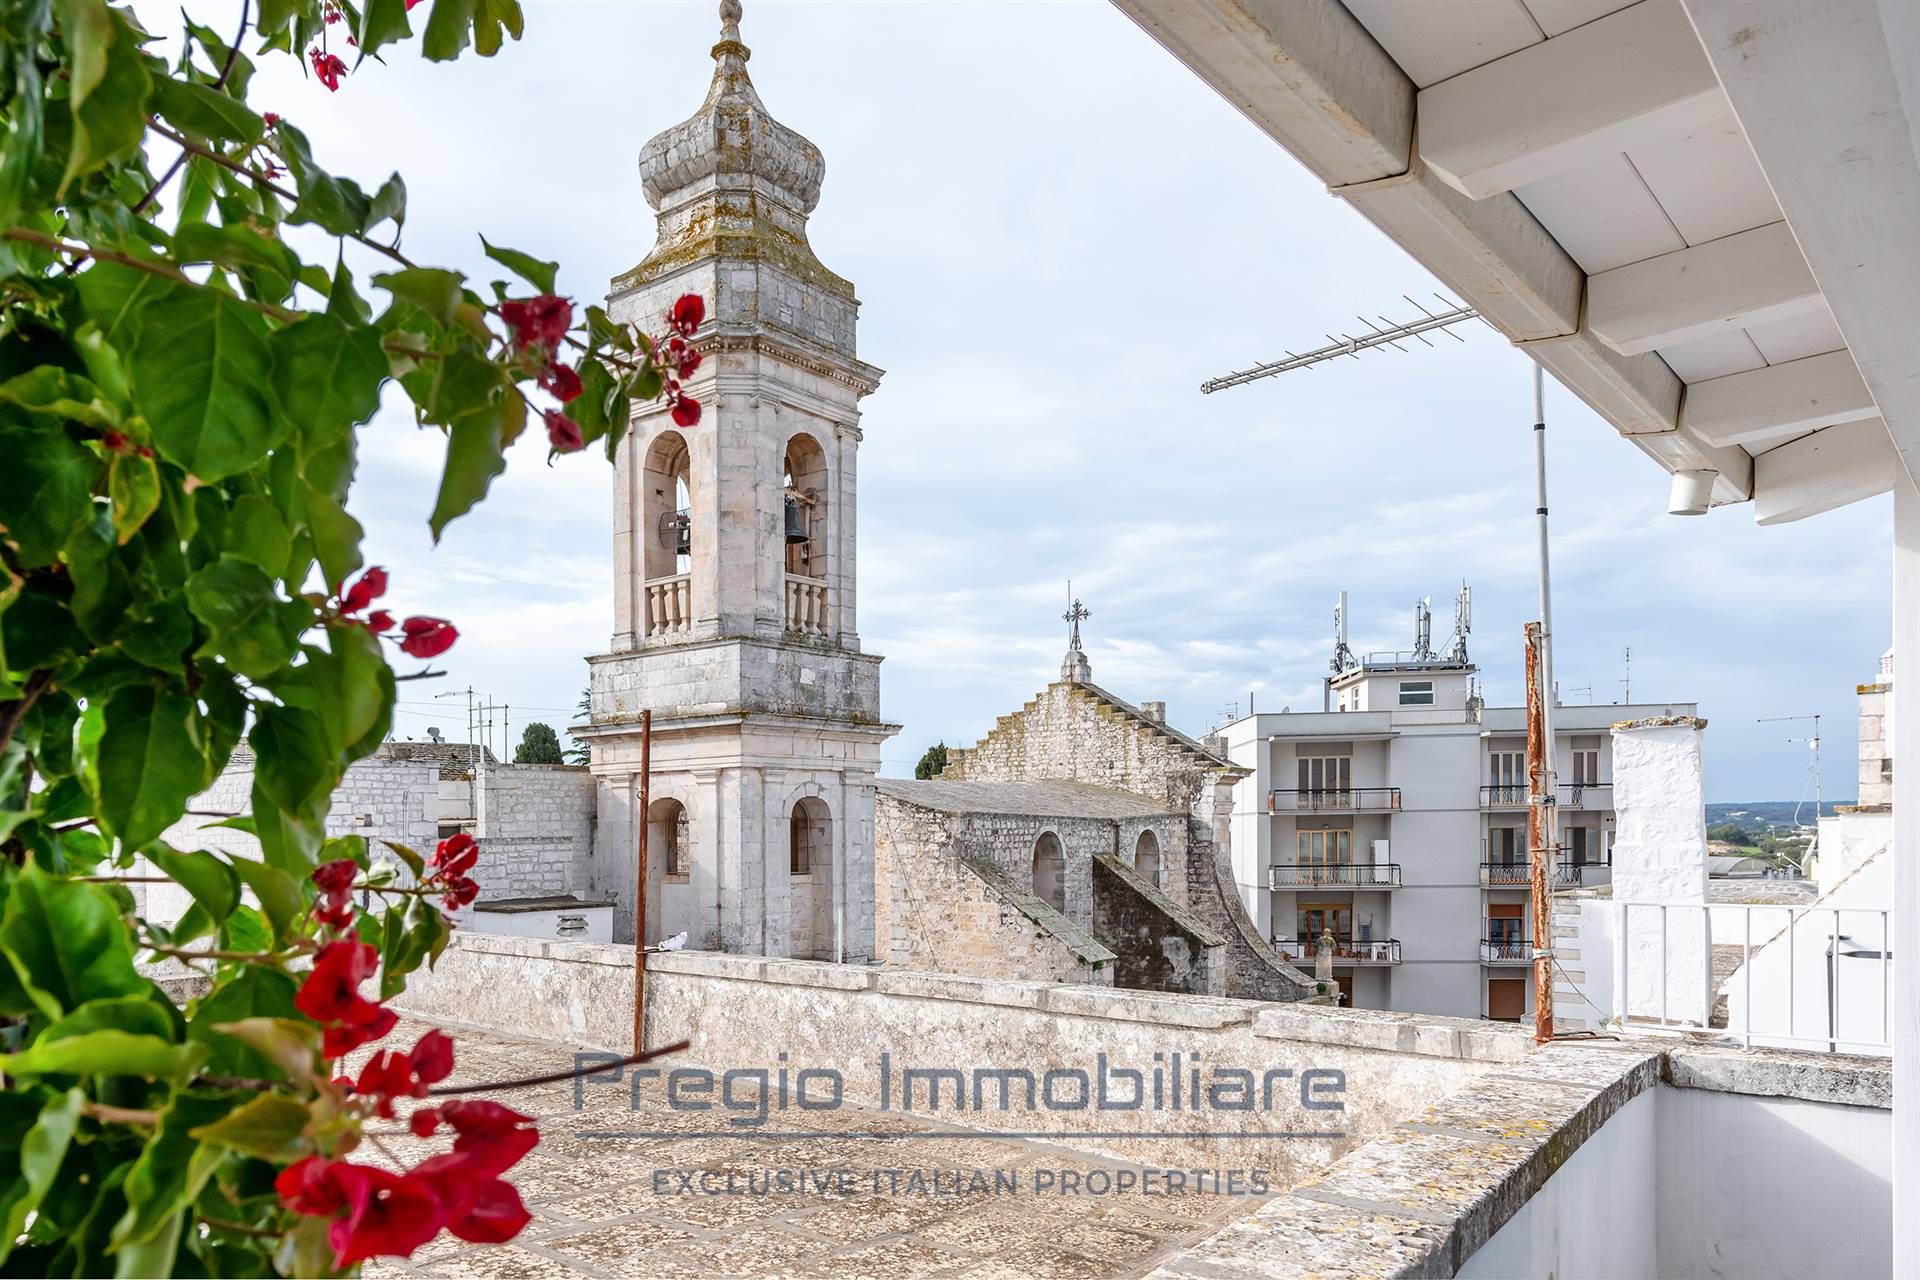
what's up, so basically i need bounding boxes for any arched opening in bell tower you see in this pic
[641,431,693,638]
[788,796,833,959]
[781,432,830,637]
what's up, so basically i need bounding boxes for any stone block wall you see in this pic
[1090,853,1225,995]
[143,753,439,925]
[874,796,1114,985]
[475,764,597,900]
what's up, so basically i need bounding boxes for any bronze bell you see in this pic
[784,494,809,545]
[659,511,691,556]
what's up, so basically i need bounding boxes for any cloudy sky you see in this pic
[170,0,1888,803]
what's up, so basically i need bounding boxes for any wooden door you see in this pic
[1488,978,1526,1021]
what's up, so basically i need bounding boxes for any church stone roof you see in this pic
[1071,679,1248,778]
[876,778,1174,820]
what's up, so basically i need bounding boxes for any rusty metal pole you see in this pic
[1525,624,1555,1043]
[632,709,651,1055]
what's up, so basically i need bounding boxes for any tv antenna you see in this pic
[1201,296,1488,393]
[1621,646,1632,704]
[1757,713,1823,861]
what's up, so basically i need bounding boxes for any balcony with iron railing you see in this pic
[1267,787,1401,813]
[1269,862,1402,890]
[1559,781,1613,809]
[1480,781,1615,809]
[1480,783,1529,809]
[1272,935,1402,965]
[1481,936,1533,965]
[1480,859,1605,888]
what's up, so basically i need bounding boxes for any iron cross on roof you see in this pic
[1063,587,1090,651]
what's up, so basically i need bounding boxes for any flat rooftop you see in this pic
[360,1020,1267,1280]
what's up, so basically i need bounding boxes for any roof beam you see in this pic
[1418,0,1728,200]
[1114,0,1751,504]
[1752,419,1897,525]
[1586,222,1824,357]
[1684,0,1920,488]
[1682,349,1881,447]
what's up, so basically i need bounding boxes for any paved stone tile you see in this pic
[359,1020,1270,1278]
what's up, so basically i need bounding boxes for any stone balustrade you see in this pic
[784,573,829,636]
[644,573,691,638]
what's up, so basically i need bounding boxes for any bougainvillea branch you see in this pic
[0,3,696,1276]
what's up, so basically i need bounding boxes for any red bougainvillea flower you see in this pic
[499,295,572,352]
[544,409,584,453]
[324,1006,398,1060]
[101,430,129,453]
[666,337,702,379]
[404,0,424,10]
[339,565,387,614]
[296,940,380,1023]
[327,1163,443,1267]
[441,1174,533,1244]
[411,1029,455,1085]
[668,389,701,429]
[410,1108,441,1138]
[433,832,478,877]
[441,875,481,911]
[309,47,347,92]
[313,859,357,896]
[538,362,583,403]
[365,609,395,633]
[398,616,458,659]
[355,1050,417,1118]
[276,1157,356,1218]
[438,1100,540,1176]
[263,111,281,128]
[669,293,704,338]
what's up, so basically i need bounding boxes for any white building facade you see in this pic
[1217,644,1693,1021]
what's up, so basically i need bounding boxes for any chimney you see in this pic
[1141,701,1166,724]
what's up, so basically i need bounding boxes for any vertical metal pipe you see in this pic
[1526,621,1553,1042]
[1743,909,1753,1049]
[632,708,652,1055]
[1660,904,1669,1027]
[1527,361,1558,1045]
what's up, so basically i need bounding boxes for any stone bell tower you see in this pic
[582,0,894,959]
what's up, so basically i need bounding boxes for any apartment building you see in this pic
[1216,620,1693,1022]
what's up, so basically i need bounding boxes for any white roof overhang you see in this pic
[1112,0,1917,522]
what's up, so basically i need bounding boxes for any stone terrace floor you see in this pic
[361,1021,1270,1279]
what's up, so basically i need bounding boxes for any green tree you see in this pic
[514,721,563,764]
[0,3,698,1274]
[565,685,590,764]
[1708,822,1757,846]
[915,742,949,779]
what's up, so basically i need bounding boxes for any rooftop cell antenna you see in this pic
[1331,591,1355,674]
[1446,582,1472,664]
[1412,596,1434,661]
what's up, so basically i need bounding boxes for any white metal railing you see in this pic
[784,574,829,637]
[644,574,691,638]
[1610,901,1893,1054]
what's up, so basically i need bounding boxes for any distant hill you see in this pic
[1707,800,1835,834]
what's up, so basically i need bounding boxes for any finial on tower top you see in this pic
[715,0,748,65]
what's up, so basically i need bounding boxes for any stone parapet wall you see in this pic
[393,934,1526,1180]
